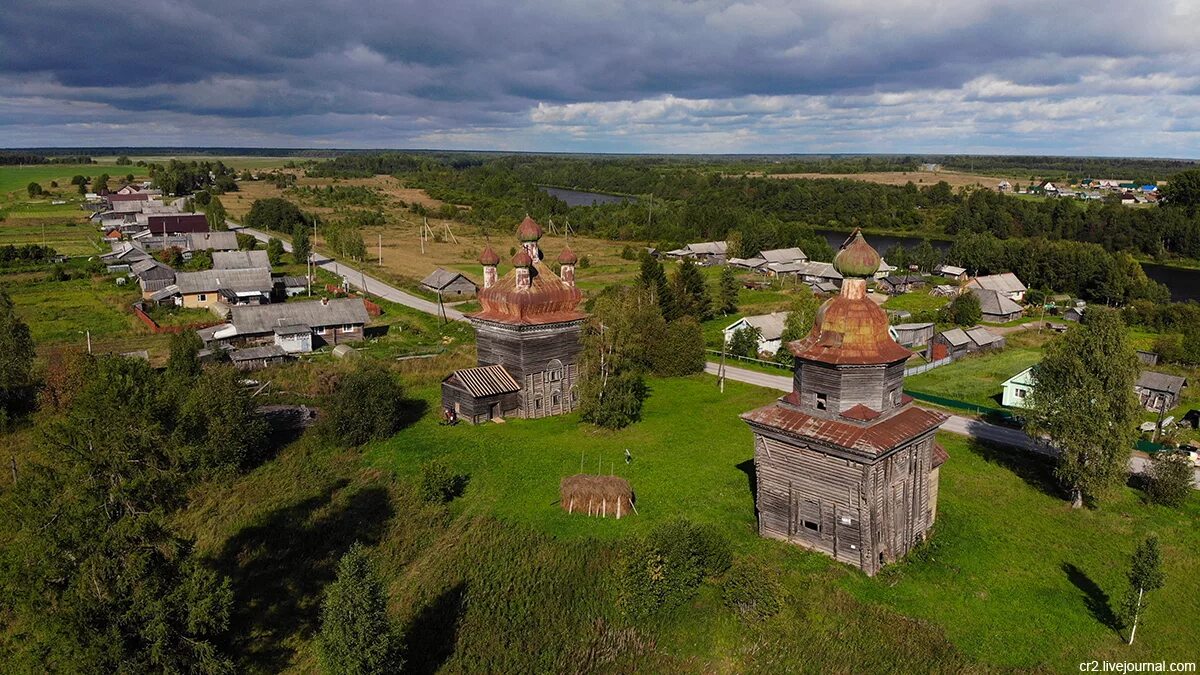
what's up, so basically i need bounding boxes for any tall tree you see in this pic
[1120,535,1165,645]
[718,265,739,315]
[578,286,660,428]
[940,291,982,327]
[774,289,821,365]
[671,259,712,321]
[0,288,36,424]
[638,254,675,320]
[318,544,403,675]
[292,223,312,265]
[267,237,285,266]
[1027,308,1140,507]
[727,326,762,358]
[204,196,228,231]
[165,330,203,382]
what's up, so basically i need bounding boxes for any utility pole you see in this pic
[378,233,383,265]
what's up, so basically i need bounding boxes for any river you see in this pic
[540,186,638,207]
[813,229,1200,302]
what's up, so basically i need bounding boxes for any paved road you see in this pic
[229,222,466,321]
[705,361,1199,487]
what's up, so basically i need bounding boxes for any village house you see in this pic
[971,287,1024,323]
[665,240,728,264]
[201,297,370,351]
[934,264,967,282]
[228,345,289,371]
[727,256,768,270]
[966,272,1027,302]
[280,276,309,298]
[929,325,1004,360]
[758,247,808,265]
[129,258,176,297]
[877,274,924,295]
[148,213,209,235]
[213,250,270,270]
[723,311,790,356]
[100,241,152,273]
[441,217,586,425]
[1001,366,1036,408]
[420,267,479,298]
[186,231,239,252]
[170,268,274,310]
[873,258,898,280]
[1135,372,1187,412]
[888,322,935,348]
[740,230,948,576]
[1063,306,1085,322]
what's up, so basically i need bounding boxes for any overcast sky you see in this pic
[3,0,1200,155]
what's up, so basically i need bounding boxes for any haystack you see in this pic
[560,474,636,519]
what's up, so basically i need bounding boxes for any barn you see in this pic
[421,268,479,298]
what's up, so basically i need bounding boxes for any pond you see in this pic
[814,229,1200,302]
[539,186,639,207]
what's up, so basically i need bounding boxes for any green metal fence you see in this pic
[903,389,1016,421]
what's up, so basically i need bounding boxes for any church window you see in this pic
[815,393,827,410]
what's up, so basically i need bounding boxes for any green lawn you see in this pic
[904,336,1046,408]
[0,219,100,255]
[165,369,1200,671]
[881,288,948,314]
[0,164,113,195]
[5,273,144,345]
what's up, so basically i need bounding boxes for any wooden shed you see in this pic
[421,268,479,298]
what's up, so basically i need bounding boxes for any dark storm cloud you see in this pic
[2,0,1200,152]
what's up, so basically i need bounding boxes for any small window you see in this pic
[802,519,820,532]
[839,515,853,526]
[1014,388,1026,399]
[535,398,542,410]
[815,393,827,410]
[552,392,561,406]
[197,293,207,302]
[890,388,900,405]
[315,326,326,335]
[342,324,354,332]
[571,389,579,402]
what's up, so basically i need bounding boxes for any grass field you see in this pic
[903,331,1049,408]
[5,273,145,345]
[765,169,1027,191]
[169,371,1198,672]
[881,287,949,314]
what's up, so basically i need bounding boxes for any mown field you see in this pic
[904,330,1050,408]
[170,372,1198,672]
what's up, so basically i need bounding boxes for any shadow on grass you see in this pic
[403,582,467,674]
[1062,562,1120,633]
[737,459,757,519]
[397,397,431,431]
[214,479,395,671]
[965,438,1063,500]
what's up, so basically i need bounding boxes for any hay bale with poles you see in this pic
[560,474,636,519]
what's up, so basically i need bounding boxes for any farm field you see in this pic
[5,272,146,346]
[174,372,1198,671]
[881,287,950,314]
[765,169,1027,191]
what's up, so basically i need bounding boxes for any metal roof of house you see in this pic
[1003,366,1036,387]
[421,267,477,290]
[759,247,807,263]
[212,250,270,269]
[229,298,369,335]
[445,364,520,398]
[174,268,273,294]
[1137,371,1187,395]
[685,241,728,255]
[148,214,209,234]
[938,328,971,346]
[967,272,1027,294]
[727,257,767,268]
[130,258,172,276]
[187,231,239,252]
[893,322,934,331]
[149,284,180,301]
[281,276,308,288]
[742,400,946,456]
[965,326,1002,347]
[725,312,789,341]
[971,287,1024,317]
[272,324,310,336]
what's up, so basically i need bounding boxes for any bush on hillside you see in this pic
[419,460,467,504]
[617,519,731,619]
[321,365,407,446]
[722,558,784,620]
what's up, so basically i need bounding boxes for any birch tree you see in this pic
[1120,535,1165,645]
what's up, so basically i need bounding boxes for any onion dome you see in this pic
[516,215,543,242]
[833,228,882,278]
[557,246,578,265]
[787,277,911,365]
[479,245,500,266]
[512,249,533,267]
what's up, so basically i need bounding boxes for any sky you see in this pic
[3,0,1200,156]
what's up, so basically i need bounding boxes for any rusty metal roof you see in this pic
[742,401,946,456]
[788,279,912,365]
[446,364,520,398]
[469,260,587,326]
[932,442,949,468]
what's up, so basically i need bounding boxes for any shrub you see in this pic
[620,245,637,260]
[722,558,784,620]
[321,365,407,446]
[418,460,466,504]
[1144,451,1195,507]
[578,255,591,269]
[617,519,730,619]
[319,544,404,674]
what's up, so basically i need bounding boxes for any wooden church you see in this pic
[741,229,949,576]
[441,216,587,424]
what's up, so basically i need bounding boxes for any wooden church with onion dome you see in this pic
[441,216,587,424]
[740,229,949,576]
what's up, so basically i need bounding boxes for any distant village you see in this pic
[1006,177,1163,204]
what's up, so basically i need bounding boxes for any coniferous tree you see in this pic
[1027,307,1140,507]
[671,259,712,321]
[718,265,739,315]
[638,254,675,320]
[318,544,403,674]
[727,326,762,358]
[1120,535,1165,645]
